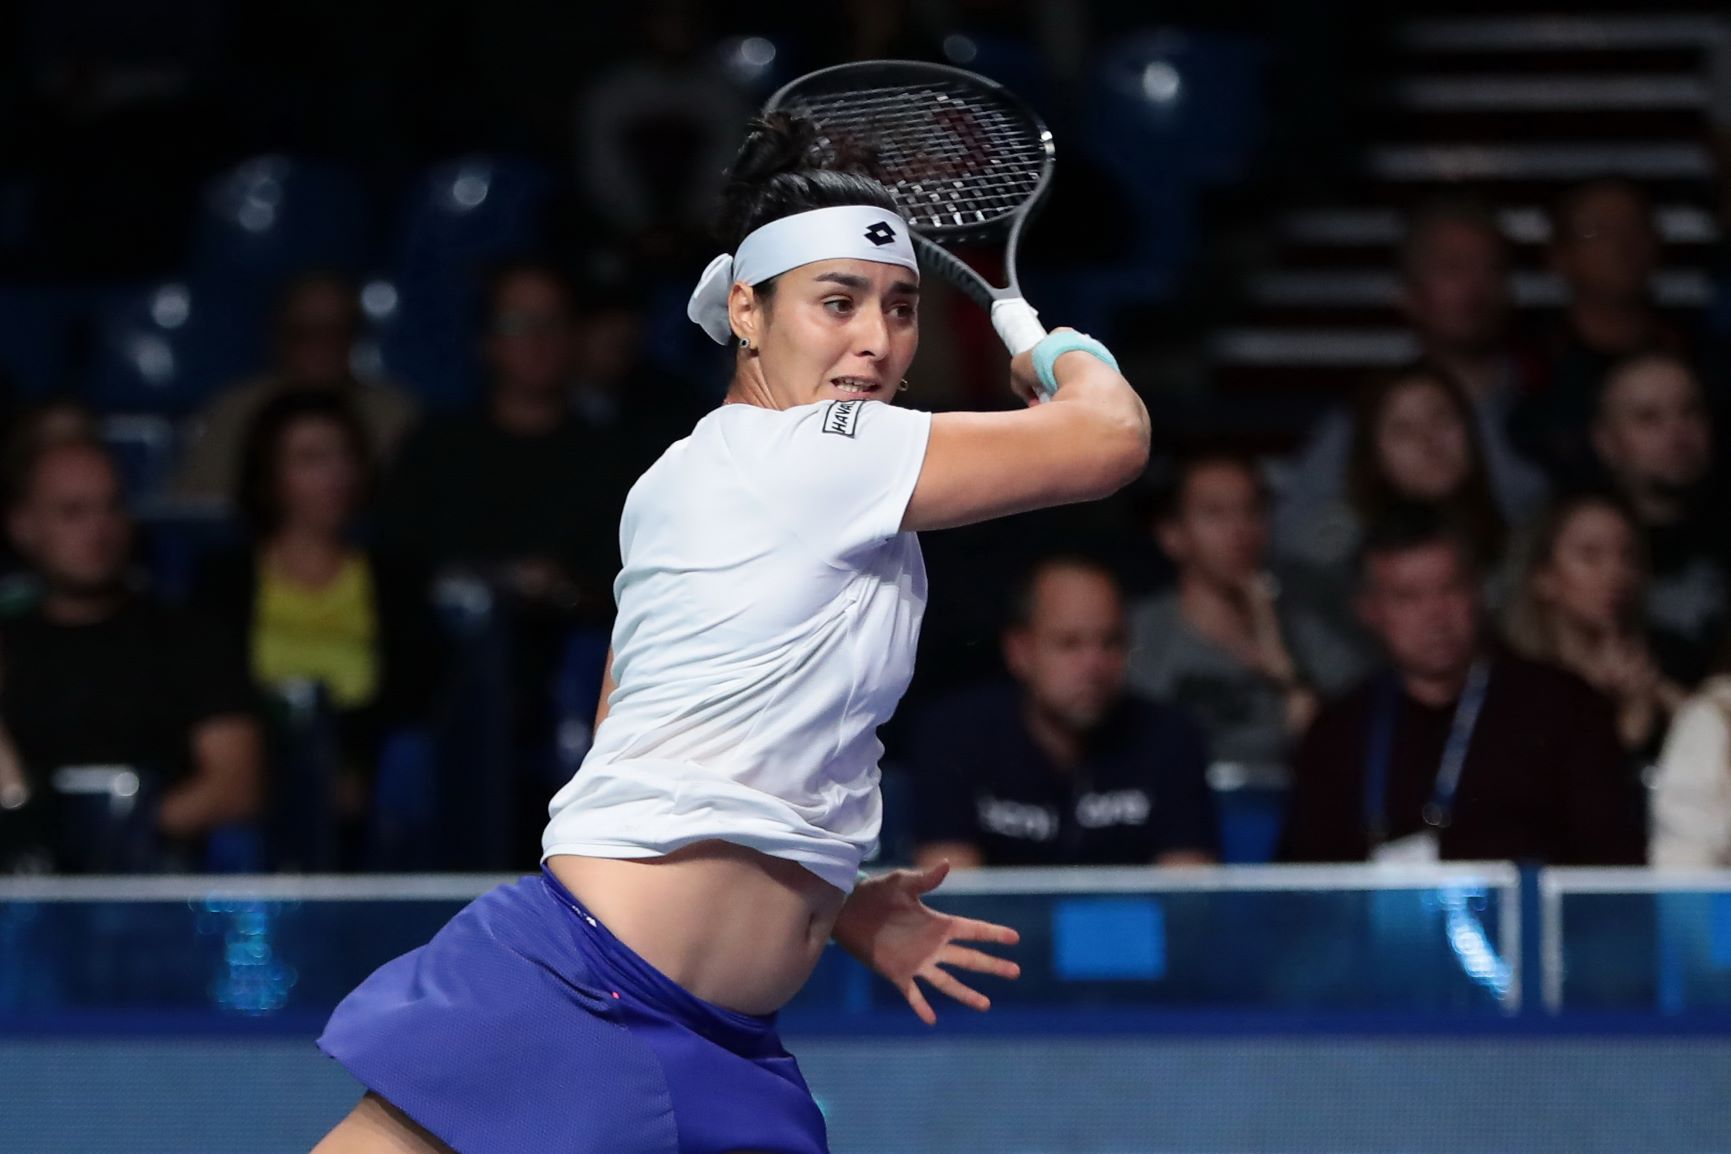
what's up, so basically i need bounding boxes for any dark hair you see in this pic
[1346,359,1506,566]
[1397,195,1506,282]
[1356,500,1482,578]
[717,111,898,266]
[1154,450,1267,525]
[1550,176,1655,244]
[1004,554,1120,630]
[236,389,374,536]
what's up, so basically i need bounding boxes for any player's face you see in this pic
[754,259,919,407]
[1358,542,1481,682]
[1005,568,1129,730]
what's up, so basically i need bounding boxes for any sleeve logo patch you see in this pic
[822,399,862,437]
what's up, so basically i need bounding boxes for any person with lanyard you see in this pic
[310,112,1150,1154]
[1279,502,1645,865]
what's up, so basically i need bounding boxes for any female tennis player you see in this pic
[311,112,1149,1154]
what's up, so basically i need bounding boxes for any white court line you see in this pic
[0,863,1521,902]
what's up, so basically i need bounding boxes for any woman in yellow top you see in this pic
[195,390,438,843]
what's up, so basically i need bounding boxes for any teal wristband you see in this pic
[1031,330,1120,399]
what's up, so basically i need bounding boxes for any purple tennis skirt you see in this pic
[318,867,829,1154]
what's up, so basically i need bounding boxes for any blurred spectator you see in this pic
[1281,504,1644,865]
[911,557,1218,868]
[194,391,439,831]
[1589,351,1725,649]
[0,439,263,872]
[574,0,749,257]
[566,270,711,472]
[1128,452,1367,775]
[1276,362,1509,632]
[1280,198,1549,533]
[0,399,100,591]
[1504,492,1695,756]
[1514,178,1688,485]
[376,259,628,612]
[175,272,418,503]
[1651,637,1731,867]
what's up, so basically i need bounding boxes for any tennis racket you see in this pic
[764,60,1056,356]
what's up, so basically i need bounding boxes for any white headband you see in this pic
[686,205,919,344]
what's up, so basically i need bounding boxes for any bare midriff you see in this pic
[545,840,848,1016]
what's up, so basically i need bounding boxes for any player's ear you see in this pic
[728,282,764,350]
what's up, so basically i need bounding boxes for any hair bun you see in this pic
[726,112,823,189]
[714,111,896,249]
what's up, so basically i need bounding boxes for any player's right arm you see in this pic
[901,336,1150,533]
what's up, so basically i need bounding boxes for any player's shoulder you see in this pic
[711,398,924,447]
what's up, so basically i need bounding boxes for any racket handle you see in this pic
[990,298,1048,356]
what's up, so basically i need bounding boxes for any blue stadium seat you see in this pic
[85,282,259,416]
[381,157,554,409]
[0,286,83,397]
[371,279,482,411]
[547,627,612,786]
[1088,29,1268,189]
[393,156,553,282]
[192,156,372,289]
[100,414,177,503]
[368,727,440,871]
[1214,780,1289,864]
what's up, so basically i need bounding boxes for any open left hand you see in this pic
[832,860,1020,1025]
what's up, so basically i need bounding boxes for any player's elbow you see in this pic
[1077,408,1149,499]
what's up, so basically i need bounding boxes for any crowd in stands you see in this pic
[3,8,1731,879]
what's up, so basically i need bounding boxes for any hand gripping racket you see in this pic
[764,60,1057,356]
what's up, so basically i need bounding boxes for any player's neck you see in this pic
[723,362,779,410]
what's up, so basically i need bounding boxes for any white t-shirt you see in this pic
[542,397,933,891]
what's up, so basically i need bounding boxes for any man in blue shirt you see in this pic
[910,556,1219,867]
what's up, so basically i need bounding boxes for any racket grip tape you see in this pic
[990,298,1048,356]
[1031,330,1121,399]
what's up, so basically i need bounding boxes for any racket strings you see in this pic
[782,81,1046,233]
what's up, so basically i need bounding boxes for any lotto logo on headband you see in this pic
[863,221,897,246]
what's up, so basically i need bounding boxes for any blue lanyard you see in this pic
[1362,659,1491,845]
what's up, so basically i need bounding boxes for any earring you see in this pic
[897,378,909,392]
[739,337,751,350]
